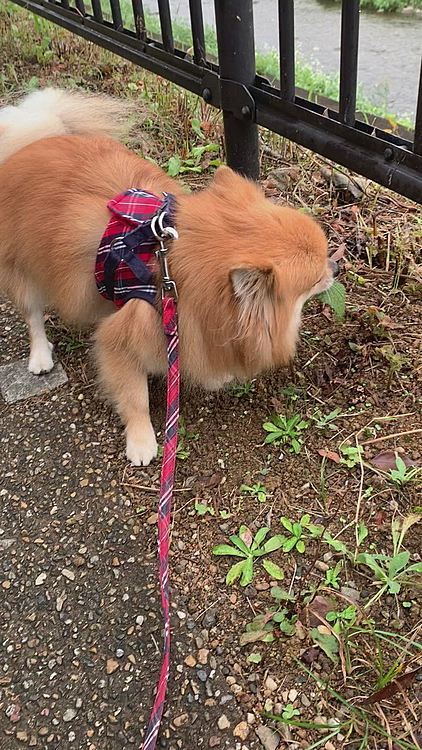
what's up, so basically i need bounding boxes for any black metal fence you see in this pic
[9,0,422,203]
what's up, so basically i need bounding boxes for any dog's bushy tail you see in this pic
[0,87,133,164]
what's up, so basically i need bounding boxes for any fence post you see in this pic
[214,0,260,179]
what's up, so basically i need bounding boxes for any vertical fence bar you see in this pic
[60,0,70,9]
[109,0,123,30]
[189,0,206,65]
[74,0,86,16]
[414,60,422,155]
[214,0,259,179]
[131,0,146,39]
[278,0,295,101]
[91,0,103,22]
[339,0,360,125]
[157,0,174,53]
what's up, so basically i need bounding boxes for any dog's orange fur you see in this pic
[0,93,333,466]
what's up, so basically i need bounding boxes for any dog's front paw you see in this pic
[28,342,54,375]
[126,424,158,467]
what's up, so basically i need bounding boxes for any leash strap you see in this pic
[141,294,179,750]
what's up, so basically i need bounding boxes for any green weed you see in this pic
[213,525,284,586]
[263,414,309,454]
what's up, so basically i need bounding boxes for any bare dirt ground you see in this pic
[1,5,421,750]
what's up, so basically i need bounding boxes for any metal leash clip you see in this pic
[151,212,179,299]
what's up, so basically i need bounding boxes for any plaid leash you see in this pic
[141,228,180,750]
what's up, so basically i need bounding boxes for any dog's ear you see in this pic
[230,266,276,336]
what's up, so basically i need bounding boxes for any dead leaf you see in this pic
[196,470,223,488]
[318,449,341,464]
[330,244,346,262]
[362,666,421,706]
[239,630,272,646]
[240,526,253,548]
[370,450,418,472]
[301,595,334,627]
[300,646,320,665]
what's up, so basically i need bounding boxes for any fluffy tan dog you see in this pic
[0,89,336,466]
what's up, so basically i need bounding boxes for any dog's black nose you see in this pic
[329,259,339,277]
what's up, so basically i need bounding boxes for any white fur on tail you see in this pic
[0,87,132,164]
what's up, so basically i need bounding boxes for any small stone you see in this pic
[301,695,311,707]
[63,708,77,722]
[340,586,360,603]
[184,655,196,667]
[173,713,189,728]
[61,569,75,581]
[315,560,329,572]
[203,608,217,628]
[288,688,298,702]
[209,738,221,748]
[136,615,144,626]
[255,725,280,750]
[75,698,83,709]
[247,713,255,725]
[233,722,249,740]
[217,714,230,730]
[16,731,28,743]
[325,743,336,750]
[74,556,85,567]
[197,649,209,664]
[56,591,67,613]
[265,676,278,692]
[116,649,124,658]
[39,728,49,736]
[177,610,186,620]
[106,659,119,675]
[2,580,11,590]
[197,669,207,683]
[35,573,47,586]
[0,359,68,403]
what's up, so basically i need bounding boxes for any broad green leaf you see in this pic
[263,422,280,432]
[355,553,387,581]
[323,532,347,554]
[356,520,369,546]
[190,117,204,139]
[317,280,346,320]
[260,534,286,555]
[263,559,285,580]
[271,586,295,602]
[247,652,262,664]
[300,514,311,526]
[213,544,246,558]
[296,539,306,554]
[292,523,302,537]
[280,517,293,532]
[240,556,254,586]
[387,580,401,594]
[264,432,282,444]
[282,536,298,553]
[388,551,410,579]
[310,628,339,663]
[229,534,251,555]
[252,527,270,550]
[226,560,246,585]
[167,155,181,176]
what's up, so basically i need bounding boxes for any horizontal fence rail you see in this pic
[7,0,422,203]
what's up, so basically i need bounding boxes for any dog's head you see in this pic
[175,166,336,388]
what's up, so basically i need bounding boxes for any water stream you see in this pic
[144,0,422,118]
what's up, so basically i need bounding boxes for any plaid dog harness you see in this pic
[95,188,176,308]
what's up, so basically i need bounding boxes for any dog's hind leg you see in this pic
[94,301,167,467]
[11,279,55,374]
[27,305,54,375]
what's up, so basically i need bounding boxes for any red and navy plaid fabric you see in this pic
[95,188,176,308]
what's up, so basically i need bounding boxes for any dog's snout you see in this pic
[329,259,339,277]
